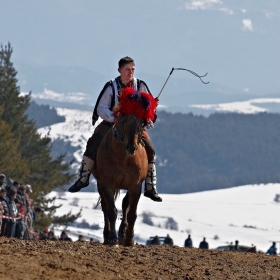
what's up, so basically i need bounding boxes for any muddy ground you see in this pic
[1,237,280,280]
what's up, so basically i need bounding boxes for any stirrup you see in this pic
[68,179,89,193]
[144,189,162,202]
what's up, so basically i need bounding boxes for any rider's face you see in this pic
[118,63,135,83]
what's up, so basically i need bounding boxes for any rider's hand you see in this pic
[155,97,159,107]
[146,120,154,129]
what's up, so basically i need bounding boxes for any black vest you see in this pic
[91,77,151,126]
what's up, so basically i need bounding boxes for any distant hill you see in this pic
[35,105,280,194]
[26,101,65,128]
[150,111,280,193]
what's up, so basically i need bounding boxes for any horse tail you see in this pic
[94,189,121,209]
[95,196,101,209]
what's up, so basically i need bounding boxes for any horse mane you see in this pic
[114,87,157,122]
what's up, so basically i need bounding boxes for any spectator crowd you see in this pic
[0,173,99,243]
[149,233,278,256]
[0,174,35,239]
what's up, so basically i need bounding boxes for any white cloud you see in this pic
[218,7,234,15]
[31,88,92,105]
[185,0,235,15]
[185,0,223,10]
[263,10,274,19]
[242,19,253,31]
[241,9,246,14]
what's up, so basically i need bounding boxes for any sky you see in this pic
[1,0,280,99]
[51,183,280,253]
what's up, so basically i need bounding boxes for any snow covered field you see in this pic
[51,183,280,253]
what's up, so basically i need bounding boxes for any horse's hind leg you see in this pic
[118,192,129,246]
[124,187,141,246]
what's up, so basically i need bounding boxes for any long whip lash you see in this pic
[157,67,209,98]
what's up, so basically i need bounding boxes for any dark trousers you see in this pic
[84,120,155,163]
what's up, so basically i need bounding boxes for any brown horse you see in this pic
[93,88,156,246]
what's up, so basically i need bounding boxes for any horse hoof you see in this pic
[103,239,118,246]
[118,236,126,246]
[109,240,118,246]
[124,239,135,246]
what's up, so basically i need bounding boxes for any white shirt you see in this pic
[97,77,149,123]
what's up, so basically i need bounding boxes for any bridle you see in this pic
[112,114,145,148]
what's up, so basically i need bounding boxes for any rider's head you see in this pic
[118,56,134,68]
[118,56,135,84]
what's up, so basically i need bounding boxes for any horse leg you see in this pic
[99,194,110,245]
[118,192,129,246]
[103,188,118,245]
[124,187,141,246]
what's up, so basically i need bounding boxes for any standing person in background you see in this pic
[199,237,209,249]
[233,240,241,252]
[6,187,21,237]
[266,241,277,255]
[76,235,85,242]
[59,231,72,241]
[48,230,58,241]
[0,174,7,190]
[15,184,27,239]
[184,234,193,248]
[68,56,162,202]
[0,188,9,236]
[164,234,174,246]
[0,200,4,235]
[150,235,160,245]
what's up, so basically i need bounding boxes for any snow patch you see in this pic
[191,98,280,114]
[50,183,280,252]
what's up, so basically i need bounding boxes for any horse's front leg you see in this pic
[118,192,129,246]
[124,186,141,246]
[103,188,118,245]
[99,195,110,245]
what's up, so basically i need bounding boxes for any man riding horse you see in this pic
[68,56,162,202]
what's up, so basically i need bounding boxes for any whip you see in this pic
[157,68,209,98]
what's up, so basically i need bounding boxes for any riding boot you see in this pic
[144,163,162,202]
[68,155,94,193]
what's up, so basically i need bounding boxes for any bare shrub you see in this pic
[165,217,178,231]
[142,211,154,226]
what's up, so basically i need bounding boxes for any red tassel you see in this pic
[115,87,157,122]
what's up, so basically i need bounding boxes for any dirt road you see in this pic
[0,237,280,279]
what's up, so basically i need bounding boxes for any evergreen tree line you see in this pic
[150,111,280,193]
[0,43,81,230]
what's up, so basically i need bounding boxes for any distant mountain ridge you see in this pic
[34,104,280,194]
[19,63,280,116]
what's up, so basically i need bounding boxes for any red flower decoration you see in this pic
[115,87,157,122]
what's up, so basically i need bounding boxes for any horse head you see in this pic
[115,113,143,155]
[113,87,157,156]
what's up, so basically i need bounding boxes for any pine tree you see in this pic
[0,43,81,228]
[0,109,29,177]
